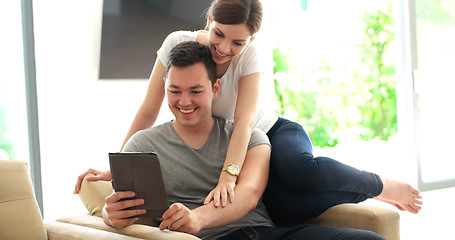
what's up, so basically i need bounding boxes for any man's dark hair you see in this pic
[165,41,217,86]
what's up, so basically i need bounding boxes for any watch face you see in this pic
[228,165,240,175]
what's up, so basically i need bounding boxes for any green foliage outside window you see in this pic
[273,6,397,147]
[356,6,397,140]
[0,106,13,159]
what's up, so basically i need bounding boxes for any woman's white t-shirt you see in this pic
[157,31,278,133]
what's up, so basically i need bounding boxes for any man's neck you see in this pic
[171,117,215,150]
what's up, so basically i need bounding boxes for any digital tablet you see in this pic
[109,152,169,219]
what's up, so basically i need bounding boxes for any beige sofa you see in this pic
[0,160,400,240]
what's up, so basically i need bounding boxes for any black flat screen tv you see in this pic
[99,0,211,79]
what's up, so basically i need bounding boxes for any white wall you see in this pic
[32,0,172,219]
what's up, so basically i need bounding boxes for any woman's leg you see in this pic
[266,118,382,196]
[263,118,383,222]
[263,118,422,222]
[263,169,371,223]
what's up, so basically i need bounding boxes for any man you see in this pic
[81,41,384,240]
[103,41,273,239]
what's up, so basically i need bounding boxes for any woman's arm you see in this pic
[204,72,262,207]
[120,58,166,151]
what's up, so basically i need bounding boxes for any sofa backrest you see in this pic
[0,160,47,240]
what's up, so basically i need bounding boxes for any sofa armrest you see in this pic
[303,203,400,240]
[57,215,200,240]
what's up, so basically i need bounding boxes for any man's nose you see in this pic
[179,93,191,106]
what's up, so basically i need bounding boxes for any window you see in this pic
[0,0,43,211]
[412,0,455,190]
[263,0,403,175]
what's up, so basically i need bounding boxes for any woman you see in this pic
[75,0,422,223]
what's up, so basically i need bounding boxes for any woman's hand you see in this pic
[74,168,112,194]
[204,172,237,207]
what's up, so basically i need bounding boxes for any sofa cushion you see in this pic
[57,215,200,240]
[77,173,399,240]
[0,160,47,240]
[45,221,143,240]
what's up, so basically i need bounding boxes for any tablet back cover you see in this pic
[109,152,168,219]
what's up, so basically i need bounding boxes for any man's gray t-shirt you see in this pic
[123,117,274,239]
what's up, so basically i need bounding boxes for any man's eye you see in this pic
[169,90,180,94]
[192,91,202,94]
[234,41,243,46]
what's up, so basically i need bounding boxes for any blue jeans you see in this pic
[218,225,385,240]
[263,118,383,224]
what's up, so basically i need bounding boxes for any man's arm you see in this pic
[159,144,271,234]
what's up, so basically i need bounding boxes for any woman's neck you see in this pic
[216,61,230,79]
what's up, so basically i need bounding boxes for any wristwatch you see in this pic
[222,164,240,176]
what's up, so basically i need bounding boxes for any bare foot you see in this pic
[376,178,423,214]
[373,197,405,211]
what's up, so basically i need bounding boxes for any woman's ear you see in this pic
[247,34,256,47]
[206,15,212,29]
[212,78,221,100]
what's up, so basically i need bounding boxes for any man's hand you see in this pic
[74,168,112,194]
[203,172,237,207]
[103,191,146,229]
[159,203,203,235]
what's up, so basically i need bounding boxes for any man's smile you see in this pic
[179,108,196,114]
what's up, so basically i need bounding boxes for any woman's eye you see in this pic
[215,31,223,37]
[234,41,243,46]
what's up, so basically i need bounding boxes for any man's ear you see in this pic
[212,79,220,100]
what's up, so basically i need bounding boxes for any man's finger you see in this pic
[162,203,183,219]
[168,216,186,231]
[160,204,184,231]
[106,191,136,203]
[111,217,140,229]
